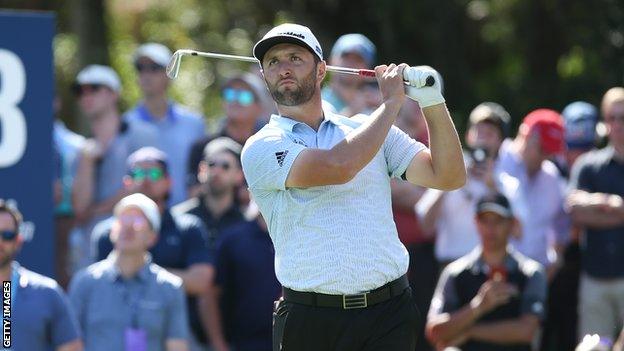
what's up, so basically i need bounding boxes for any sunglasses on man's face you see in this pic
[222,88,255,106]
[129,167,166,182]
[207,160,233,171]
[135,62,164,73]
[72,84,104,97]
[118,215,148,229]
[0,231,18,242]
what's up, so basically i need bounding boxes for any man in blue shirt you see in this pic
[0,199,82,351]
[242,23,465,350]
[70,193,189,351]
[91,147,213,350]
[125,43,207,206]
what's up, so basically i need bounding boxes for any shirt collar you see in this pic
[467,246,519,276]
[268,106,342,133]
[137,101,177,123]
[104,252,153,282]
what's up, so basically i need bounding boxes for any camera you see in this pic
[470,146,490,165]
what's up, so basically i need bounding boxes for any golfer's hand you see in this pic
[405,65,445,108]
[375,63,407,110]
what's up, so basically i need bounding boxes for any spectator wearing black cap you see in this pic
[417,102,511,269]
[125,43,207,207]
[426,193,547,351]
[91,147,213,351]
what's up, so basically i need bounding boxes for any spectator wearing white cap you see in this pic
[71,64,158,273]
[125,43,207,207]
[69,193,190,351]
[321,33,378,115]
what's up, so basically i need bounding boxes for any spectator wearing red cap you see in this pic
[497,109,570,276]
[567,87,624,341]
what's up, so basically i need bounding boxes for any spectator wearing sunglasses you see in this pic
[70,193,190,351]
[567,87,624,341]
[91,147,213,351]
[174,137,246,250]
[125,43,207,207]
[187,73,269,199]
[71,65,158,273]
[0,199,83,351]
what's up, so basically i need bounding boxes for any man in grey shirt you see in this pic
[69,193,189,351]
[242,23,465,350]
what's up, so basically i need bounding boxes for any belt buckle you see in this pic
[342,292,368,309]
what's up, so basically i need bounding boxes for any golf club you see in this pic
[166,49,435,87]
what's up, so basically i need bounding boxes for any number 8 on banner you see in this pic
[0,49,27,168]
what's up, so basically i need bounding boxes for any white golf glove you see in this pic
[404,66,445,108]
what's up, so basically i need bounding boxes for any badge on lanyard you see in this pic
[125,327,147,351]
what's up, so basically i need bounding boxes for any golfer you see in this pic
[241,23,466,351]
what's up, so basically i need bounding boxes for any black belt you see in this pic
[282,275,409,309]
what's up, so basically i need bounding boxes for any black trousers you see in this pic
[273,288,421,351]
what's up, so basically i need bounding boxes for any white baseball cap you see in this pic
[75,65,122,93]
[134,43,172,67]
[114,193,161,233]
[253,23,323,63]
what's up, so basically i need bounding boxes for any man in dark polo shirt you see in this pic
[173,137,246,250]
[426,193,547,351]
[91,147,213,350]
[567,87,624,340]
[204,213,281,351]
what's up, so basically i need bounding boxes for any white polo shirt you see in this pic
[241,108,426,294]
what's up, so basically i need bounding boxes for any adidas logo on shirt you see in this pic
[275,150,289,167]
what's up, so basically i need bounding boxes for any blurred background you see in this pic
[2,0,623,134]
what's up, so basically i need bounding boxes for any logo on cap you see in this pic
[279,31,306,40]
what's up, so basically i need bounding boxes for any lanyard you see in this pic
[120,278,148,329]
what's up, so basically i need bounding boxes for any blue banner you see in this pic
[0,11,55,278]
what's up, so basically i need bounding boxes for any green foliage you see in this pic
[8,0,623,136]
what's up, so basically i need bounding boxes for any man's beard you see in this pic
[267,65,318,107]
[0,251,15,269]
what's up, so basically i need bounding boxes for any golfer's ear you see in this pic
[317,60,326,81]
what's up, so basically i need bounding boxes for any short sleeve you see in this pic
[91,219,113,262]
[181,216,214,266]
[68,270,90,330]
[520,266,547,320]
[568,155,594,192]
[428,267,460,320]
[384,125,426,178]
[214,232,233,287]
[166,283,190,340]
[241,134,307,191]
[50,286,81,347]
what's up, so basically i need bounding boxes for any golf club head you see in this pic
[166,51,182,79]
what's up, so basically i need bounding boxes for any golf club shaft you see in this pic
[169,49,434,86]
[183,50,374,77]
